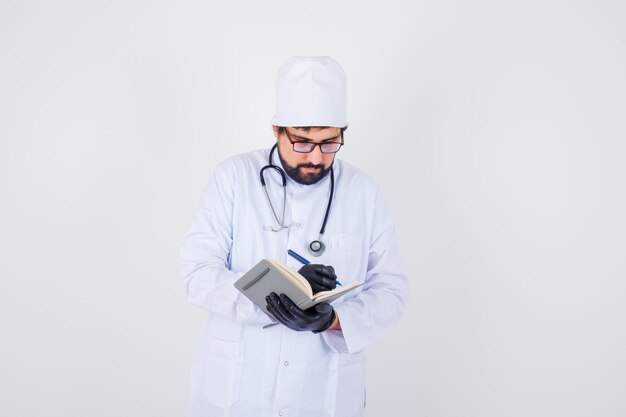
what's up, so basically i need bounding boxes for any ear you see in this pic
[271,125,280,140]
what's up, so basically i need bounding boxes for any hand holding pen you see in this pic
[288,249,343,289]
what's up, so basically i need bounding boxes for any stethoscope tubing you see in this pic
[259,144,335,256]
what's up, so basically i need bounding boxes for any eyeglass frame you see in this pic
[282,128,345,154]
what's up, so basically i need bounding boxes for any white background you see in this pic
[1,1,625,416]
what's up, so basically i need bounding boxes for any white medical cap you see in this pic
[271,56,347,128]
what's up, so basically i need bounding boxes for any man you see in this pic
[180,56,409,417]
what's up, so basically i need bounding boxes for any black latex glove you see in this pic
[298,264,337,293]
[265,292,335,333]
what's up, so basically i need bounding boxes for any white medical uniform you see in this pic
[180,148,409,417]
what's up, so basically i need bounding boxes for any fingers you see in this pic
[309,265,337,290]
[266,293,334,333]
[266,303,290,327]
[279,294,310,321]
[280,294,326,323]
[319,276,337,290]
[266,293,295,324]
[310,275,336,291]
[312,264,336,279]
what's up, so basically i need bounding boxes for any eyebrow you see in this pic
[292,133,342,143]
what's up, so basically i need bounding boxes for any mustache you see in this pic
[297,163,324,169]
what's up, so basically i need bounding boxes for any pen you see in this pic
[287,249,309,265]
[287,249,343,286]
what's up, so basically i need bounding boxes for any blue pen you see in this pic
[287,249,343,286]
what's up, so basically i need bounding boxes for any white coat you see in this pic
[180,148,409,417]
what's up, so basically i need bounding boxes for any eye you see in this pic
[293,142,315,152]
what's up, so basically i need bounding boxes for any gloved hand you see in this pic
[298,264,337,293]
[265,292,336,333]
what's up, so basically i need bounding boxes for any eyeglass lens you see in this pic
[293,142,342,154]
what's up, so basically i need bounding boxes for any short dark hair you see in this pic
[277,125,348,135]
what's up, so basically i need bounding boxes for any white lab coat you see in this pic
[180,148,409,417]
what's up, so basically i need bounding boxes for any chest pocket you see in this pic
[326,233,366,290]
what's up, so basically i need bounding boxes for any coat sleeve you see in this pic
[322,187,409,353]
[179,162,273,325]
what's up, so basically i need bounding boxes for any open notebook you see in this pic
[234,259,362,317]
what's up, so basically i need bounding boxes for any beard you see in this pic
[278,152,332,185]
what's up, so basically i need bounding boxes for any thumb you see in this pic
[315,303,333,314]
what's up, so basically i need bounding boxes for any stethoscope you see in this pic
[259,144,334,257]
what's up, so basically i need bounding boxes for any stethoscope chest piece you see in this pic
[308,239,325,257]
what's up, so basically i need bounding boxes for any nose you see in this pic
[306,145,324,165]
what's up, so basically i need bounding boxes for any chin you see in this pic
[298,174,324,185]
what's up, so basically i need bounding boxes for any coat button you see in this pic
[283,361,289,366]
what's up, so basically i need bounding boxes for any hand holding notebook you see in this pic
[233,259,362,319]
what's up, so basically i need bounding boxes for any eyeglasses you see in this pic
[283,129,344,154]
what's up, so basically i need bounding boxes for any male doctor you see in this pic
[180,56,409,417]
